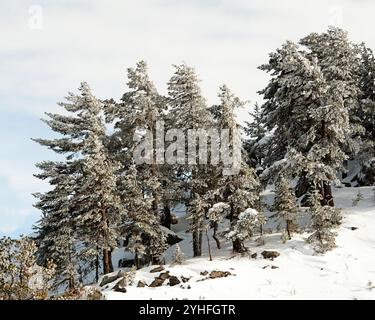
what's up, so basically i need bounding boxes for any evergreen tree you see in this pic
[307,190,342,253]
[259,36,352,206]
[76,119,123,278]
[273,175,299,240]
[105,61,167,219]
[225,208,263,252]
[122,164,167,267]
[34,83,124,282]
[167,63,214,257]
[212,85,263,253]
[357,44,375,185]
[244,102,266,169]
[33,161,80,291]
[300,27,362,181]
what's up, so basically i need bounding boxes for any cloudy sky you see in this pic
[1,0,374,237]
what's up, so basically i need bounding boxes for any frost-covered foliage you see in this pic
[27,27,375,295]
[34,82,125,283]
[258,28,362,204]
[33,161,80,291]
[273,175,299,240]
[0,237,55,300]
[208,86,264,252]
[123,164,167,267]
[167,64,214,257]
[105,61,167,219]
[356,45,375,168]
[207,202,230,223]
[225,209,263,252]
[307,191,342,253]
[245,102,267,169]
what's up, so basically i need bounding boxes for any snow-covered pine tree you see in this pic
[34,82,124,282]
[187,192,209,257]
[33,161,80,291]
[287,146,343,253]
[258,41,309,169]
[213,85,263,253]
[273,174,299,240]
[167,63,214,257]
[357,44,375,185]
[225,208,263,253]
[105,61,167,219]
[76,109,123,279]
[300,27,362,184]
[300,27,360,122]
[259,37,351,206]
[358,44,375,146]
[306,190,342,253]
[207,202,230,249]
[122,164,167,268]
[258,40,326,204]
[33,85,94,286]
[244,102,267,170]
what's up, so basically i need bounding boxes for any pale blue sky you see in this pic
[1,0,374,237]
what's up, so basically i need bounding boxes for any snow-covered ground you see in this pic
[102,187,375,300]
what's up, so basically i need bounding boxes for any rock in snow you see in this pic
[261,250,280,260]
[113,278,127,293]
[168,276,181,286]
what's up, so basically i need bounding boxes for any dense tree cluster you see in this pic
[3,27,369,299]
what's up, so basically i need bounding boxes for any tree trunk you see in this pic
[162,201,172,229]
[68,276,75,292]
[193,230,202,257]
[206,230,213,261]
[95,251,99,283]
[151,255,163,265]
[212,221,221,249]
[108,249,114,273]
[232,238,246,253]
[135,252,140,269]
[286,220,292,240]
[103,249,111,275]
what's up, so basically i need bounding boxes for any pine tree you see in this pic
[212,85,263,253]
[259,36,352,206]
[258,40,309,168]
[167,63,214,257]
[273,175,299,240]
[244,102,266,169]
[307,191,342,253]
[300,27,360,119]
[225,208,263,252]
[300,27,361,186]
[77,123,123,278]
[105,61,170,226]
[34,82,124,283]
[33,162,79,291]
[357,44,375,185]
[122,164,167,268]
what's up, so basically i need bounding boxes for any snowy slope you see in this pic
[102,187,375,300]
